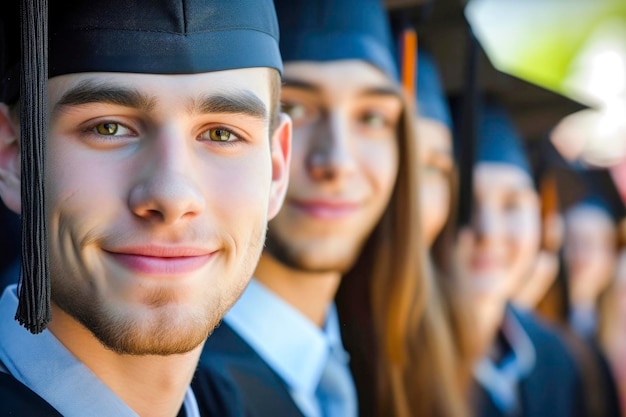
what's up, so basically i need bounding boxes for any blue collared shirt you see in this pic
[0,284,200,417]
[224,278,357,417]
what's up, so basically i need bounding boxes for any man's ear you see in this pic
[267,112,292,220]
[0,103,21,214]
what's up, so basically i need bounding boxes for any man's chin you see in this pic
[96,318,212,356]
[265,235,359,274]
[271,248,355,274]
[60,299,217,356]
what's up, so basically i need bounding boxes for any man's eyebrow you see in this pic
[283,79,401,99]
[282,78,321,93]
[54,80,155,113]
[191,91,268,121]
[358,85,403,99]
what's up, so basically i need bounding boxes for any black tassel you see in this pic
[16,0,50,334]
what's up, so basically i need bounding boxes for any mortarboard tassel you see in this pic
[399,27,417,100]
[16,0,50,334]
[456,29,480,228]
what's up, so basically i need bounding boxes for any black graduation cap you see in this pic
[0,0,282,334]
[275,0,399,82]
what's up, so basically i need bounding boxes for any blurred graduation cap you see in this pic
[277,0,399,82]
[1,0,282,333]
[528,136,626,251]
[558,164,626,224]
[415,47,453,128]
[387,0,588,228]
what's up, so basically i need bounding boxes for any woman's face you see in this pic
[460,162,541,306]
[563,204,617,305]
[416,117,454,247]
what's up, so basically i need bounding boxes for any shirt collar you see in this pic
[500,306,536,376]
[473,307,536,414]
[224,278,344,394]
[0,284,199,417]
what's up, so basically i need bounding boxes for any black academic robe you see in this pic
[0,368,208,417]
[558,331,622,417]
[0,258,19,293]
[587,339,622,417]
[0,372,63,416]
[193,321,306,417]
[473,307,588,417]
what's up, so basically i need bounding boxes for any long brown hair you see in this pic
[336,93,470,417]
[431,162,480,402]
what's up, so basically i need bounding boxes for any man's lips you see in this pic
[104,246,216,275]
[289,198,361,219]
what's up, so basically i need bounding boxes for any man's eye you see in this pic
[361,112,388,128]
[282,102,307,120]
[201,127,238,142]
[93,122,131,136]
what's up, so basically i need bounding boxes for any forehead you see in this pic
[474,162,535,192]
[565,204,614,227]
[47,68,274,110]
[416,117,452,153]
[283,59,399,97]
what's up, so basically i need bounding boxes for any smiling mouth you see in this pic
[104,247,216,275]
[290,199,360,219]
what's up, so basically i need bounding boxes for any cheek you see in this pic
[361,139,399,195]
[46,140,126,227]
[507,210,541,262]
[288,125,314,174]
[206,152,273,225]
[420,177,450,242]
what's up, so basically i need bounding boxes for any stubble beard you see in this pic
[264,228,357,274]
[54,288,223,355]
[51,229,265,356]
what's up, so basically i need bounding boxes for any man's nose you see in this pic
[306,111,357,181]
[129,131,205,226]
[473,203,501,244]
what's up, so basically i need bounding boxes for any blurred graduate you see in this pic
[194,0,468,416]
[454,101,587,417]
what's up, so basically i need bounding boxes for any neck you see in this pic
[254,252,342,327]
[473,296,508,353]
[48,305,201,417]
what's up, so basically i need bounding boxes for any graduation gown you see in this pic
[0,372,63,416]
[194,322,306,417]
[0,367,207,417]
[558,331,622,417]
[473,307,587,417]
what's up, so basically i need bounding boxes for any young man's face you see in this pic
[25,68,288,355]
[266,60,401,273]
[460,162,541,305]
